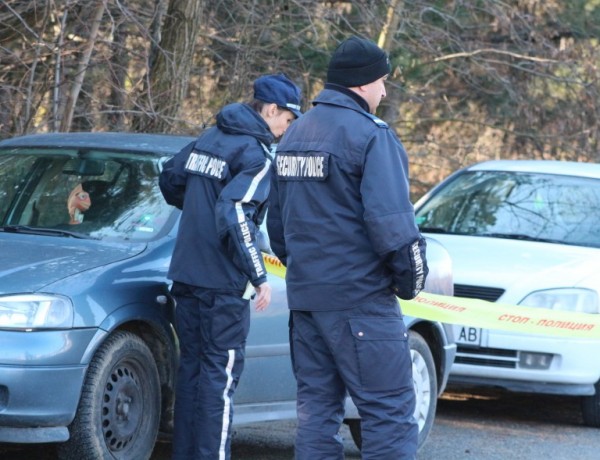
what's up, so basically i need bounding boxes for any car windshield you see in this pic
[416,170,600,249]
[0,147,174,242]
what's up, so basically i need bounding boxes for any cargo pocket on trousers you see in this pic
[349,317,410,392]
[212,295,251,350]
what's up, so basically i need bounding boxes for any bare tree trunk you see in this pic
[51,1,71,132]
[148,0,169,74]
[59,0,105,132]
[377,0,401,51]
[132,0,204,133]
[105,0,130,131]
[377,0,403,125]
[23,1,51,132]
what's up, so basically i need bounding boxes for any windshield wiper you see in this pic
[0,225,96,239]
[479,232,562,244]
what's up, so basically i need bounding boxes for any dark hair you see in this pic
[249,99,268,113]
[249,99,285,114]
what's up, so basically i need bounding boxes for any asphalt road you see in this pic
[152,388,600,460]
[2,388,599,459]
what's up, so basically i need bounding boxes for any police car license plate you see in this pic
[453,325,483,347]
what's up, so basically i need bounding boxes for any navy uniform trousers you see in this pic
[290,298,418,460]
[171,283,250,460]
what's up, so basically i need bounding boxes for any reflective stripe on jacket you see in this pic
[160,103,273,290]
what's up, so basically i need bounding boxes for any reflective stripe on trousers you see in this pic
[171,285,250,460]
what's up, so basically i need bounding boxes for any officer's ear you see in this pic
[260,103,280,120]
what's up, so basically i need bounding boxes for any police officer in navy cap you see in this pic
[160,73,302,460]
[268,37,428,459]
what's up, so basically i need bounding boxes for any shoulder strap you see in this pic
[361,112,389,128]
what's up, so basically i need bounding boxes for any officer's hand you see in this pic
[254,282,271,312]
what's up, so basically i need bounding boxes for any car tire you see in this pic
[347,330,438,451]
[582,380,600,427]
[57,330,161,460]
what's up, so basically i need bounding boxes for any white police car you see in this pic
[415,159,600,427]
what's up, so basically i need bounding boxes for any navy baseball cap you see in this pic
[253,74,303,118]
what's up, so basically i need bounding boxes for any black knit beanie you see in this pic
[327,36,391,87]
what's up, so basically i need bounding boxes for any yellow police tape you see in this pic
[263,253,600,339]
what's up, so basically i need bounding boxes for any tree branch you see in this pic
[433,48,557,64]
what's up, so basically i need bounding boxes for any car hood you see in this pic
[0,234,145,293]
[423,233,600,303]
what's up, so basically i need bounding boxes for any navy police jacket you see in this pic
[267,87,428,311]
[160,103,273,291]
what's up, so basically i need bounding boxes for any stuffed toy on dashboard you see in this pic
[67,183,91,225]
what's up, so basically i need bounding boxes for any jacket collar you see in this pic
[216,103,274,146]
[320,83,370,113]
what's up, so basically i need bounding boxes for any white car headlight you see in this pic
[519,288,599,314]
[0,294,74,329]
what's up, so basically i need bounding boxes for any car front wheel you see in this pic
[58,330,161,460]
[347,330,438,451]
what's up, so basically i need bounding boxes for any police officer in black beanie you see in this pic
[327,35,391,89]
[268,36,428,460]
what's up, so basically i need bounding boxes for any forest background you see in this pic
[2,0,600,198]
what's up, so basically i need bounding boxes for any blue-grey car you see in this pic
[0,132,455,459]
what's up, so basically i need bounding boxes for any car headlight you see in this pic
[519,288,599,314]
[0,294,74,329]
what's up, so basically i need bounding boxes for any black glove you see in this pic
[389,236,429,300]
